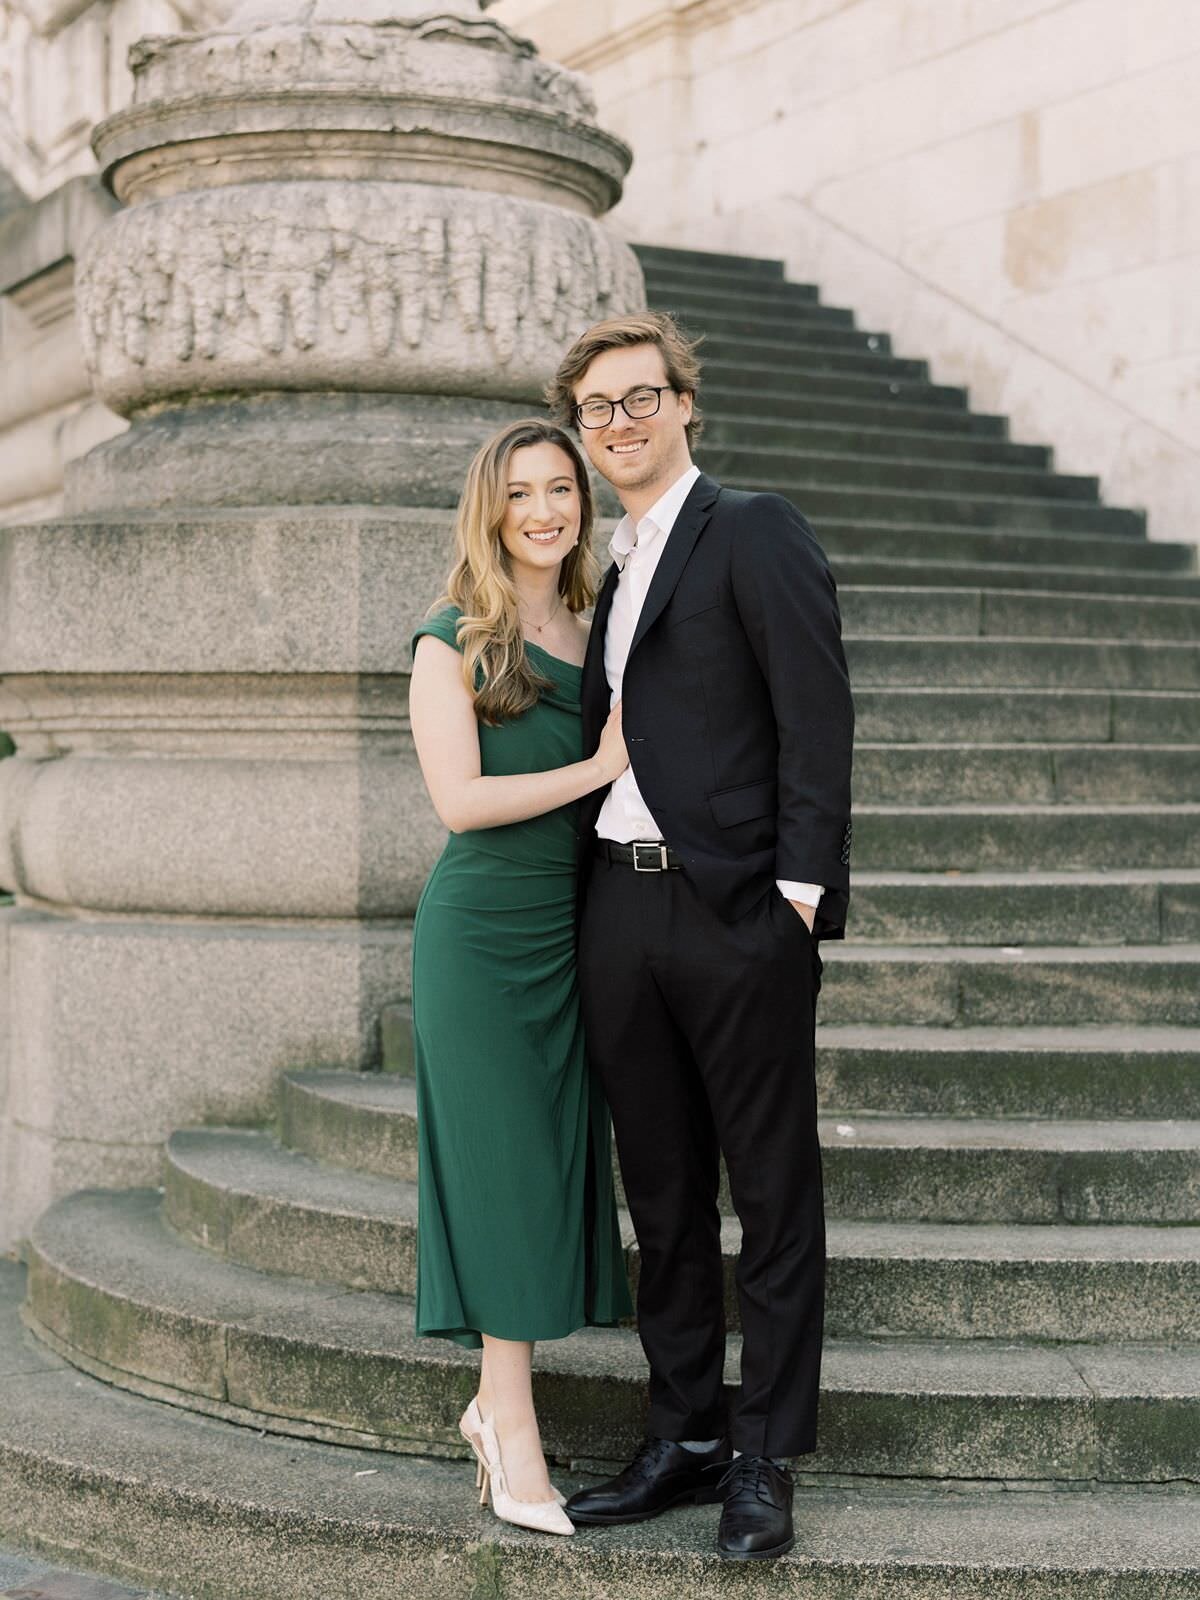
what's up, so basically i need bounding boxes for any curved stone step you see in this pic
[846,636,1200,691]
[853,744,1200,805]
[840,585,1200,640]
[274,1072,1200,1225]
[7,1264,1196,1600]
[293,1021,1200,1137]
[164,1130,1200,1332]
[847,869,1200,945]
[851,804,1200,871]
[819,944,1200,1027]
[816,1024,1200,1119]
[854,688,1200,744]
[24,1193,1200,1483]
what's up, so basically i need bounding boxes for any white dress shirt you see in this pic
[595,464,823,911]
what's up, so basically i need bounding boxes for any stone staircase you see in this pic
[4,243,1200,1597]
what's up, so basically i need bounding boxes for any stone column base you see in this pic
[0,905,411,1251]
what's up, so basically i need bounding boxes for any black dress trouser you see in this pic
[578,852,826,1458]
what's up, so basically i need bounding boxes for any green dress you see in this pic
[410,606,632,1349]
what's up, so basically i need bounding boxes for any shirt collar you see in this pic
[609,463,701,570]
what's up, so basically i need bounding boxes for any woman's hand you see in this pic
[594,700,629,785]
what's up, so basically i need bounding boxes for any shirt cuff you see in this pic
[777,880,823,908]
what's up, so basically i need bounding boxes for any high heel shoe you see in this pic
[459,1399,567,1507]
[458,1399,574,1536]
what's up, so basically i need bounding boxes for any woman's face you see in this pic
[498,441,582,579]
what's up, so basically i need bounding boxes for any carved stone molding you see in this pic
[77,183,643,414]
[69,0,641,503]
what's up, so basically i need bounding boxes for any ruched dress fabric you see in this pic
[410,607,632,1349]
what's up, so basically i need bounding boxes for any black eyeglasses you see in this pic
[573,385,675,429]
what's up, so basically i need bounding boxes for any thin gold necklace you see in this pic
[519,593,562,635]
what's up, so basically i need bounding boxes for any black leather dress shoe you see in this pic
[565,1436,731,1526]
[716,1455,795,1560]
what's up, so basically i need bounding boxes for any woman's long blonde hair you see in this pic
[433,418,599,725]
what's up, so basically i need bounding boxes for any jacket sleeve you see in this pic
[730,493,854,936]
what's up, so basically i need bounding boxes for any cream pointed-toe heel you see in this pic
[460,1398,568,1512]
[473,1411,574,1537]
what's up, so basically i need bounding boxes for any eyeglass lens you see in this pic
[577,387,665,428]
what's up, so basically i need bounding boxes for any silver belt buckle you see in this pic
[633,841,668,872]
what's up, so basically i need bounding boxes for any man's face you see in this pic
[572,344,693,500]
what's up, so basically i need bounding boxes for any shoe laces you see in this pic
[624,1436,677,1484]
[717,1454,780,1505]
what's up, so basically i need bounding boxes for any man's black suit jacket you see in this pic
[579,472,854,940]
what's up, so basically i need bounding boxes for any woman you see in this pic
[409,417,633,1537]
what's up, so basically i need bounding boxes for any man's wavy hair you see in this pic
[547,310,704,449]
[430,418,598,726]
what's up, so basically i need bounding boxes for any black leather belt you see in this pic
[593,838,684,872]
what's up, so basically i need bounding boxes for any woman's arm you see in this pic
[410,634,627,833]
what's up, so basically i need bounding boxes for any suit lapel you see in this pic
[582,559,620,742]
[627,473,721,661]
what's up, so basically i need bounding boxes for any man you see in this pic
[547,311,854,1562]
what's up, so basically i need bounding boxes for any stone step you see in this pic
[5,1267,1196,1600]
[366,1018,1200,1122]
[840,585,1200,640]
[855,742,1200,805]
[706,358,971,408]
[854,687,1200,743]
[700,445,1098,503]
[708,337,931,380]
[638,263,818,298]
[819,944,1200,1027]
[682,317,895,353]
[824,521,1189,573]
[848,869,1200,946]
[710,387,1011,438]
[816,1024,1200,1120]
[650,285,858,326]
[704,378,991,425]
[163,1130,1200,1330]
[736,480,1144,537]
[833,553,1200,596]
[270,1076,1200,1226]
[705,417,1049,467]
[852,803,1200,870]
[846,636,1200,691]
[634,242,788,279]
[671,305,884,343]
[279,1065,1200,1218]
[25,1193,1200,1479]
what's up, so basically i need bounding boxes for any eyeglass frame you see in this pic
[572,385,676,430]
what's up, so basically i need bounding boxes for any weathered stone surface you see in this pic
[0,907,409,1247]
[24,1191,1200,1483]
[3,1258,1199,1599]
[65,0,641,510]
[76,182,641,412]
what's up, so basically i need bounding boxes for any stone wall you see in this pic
[0,0,229,522]
[494,0,1200,543]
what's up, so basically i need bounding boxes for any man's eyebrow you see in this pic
[577,384,653,402]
